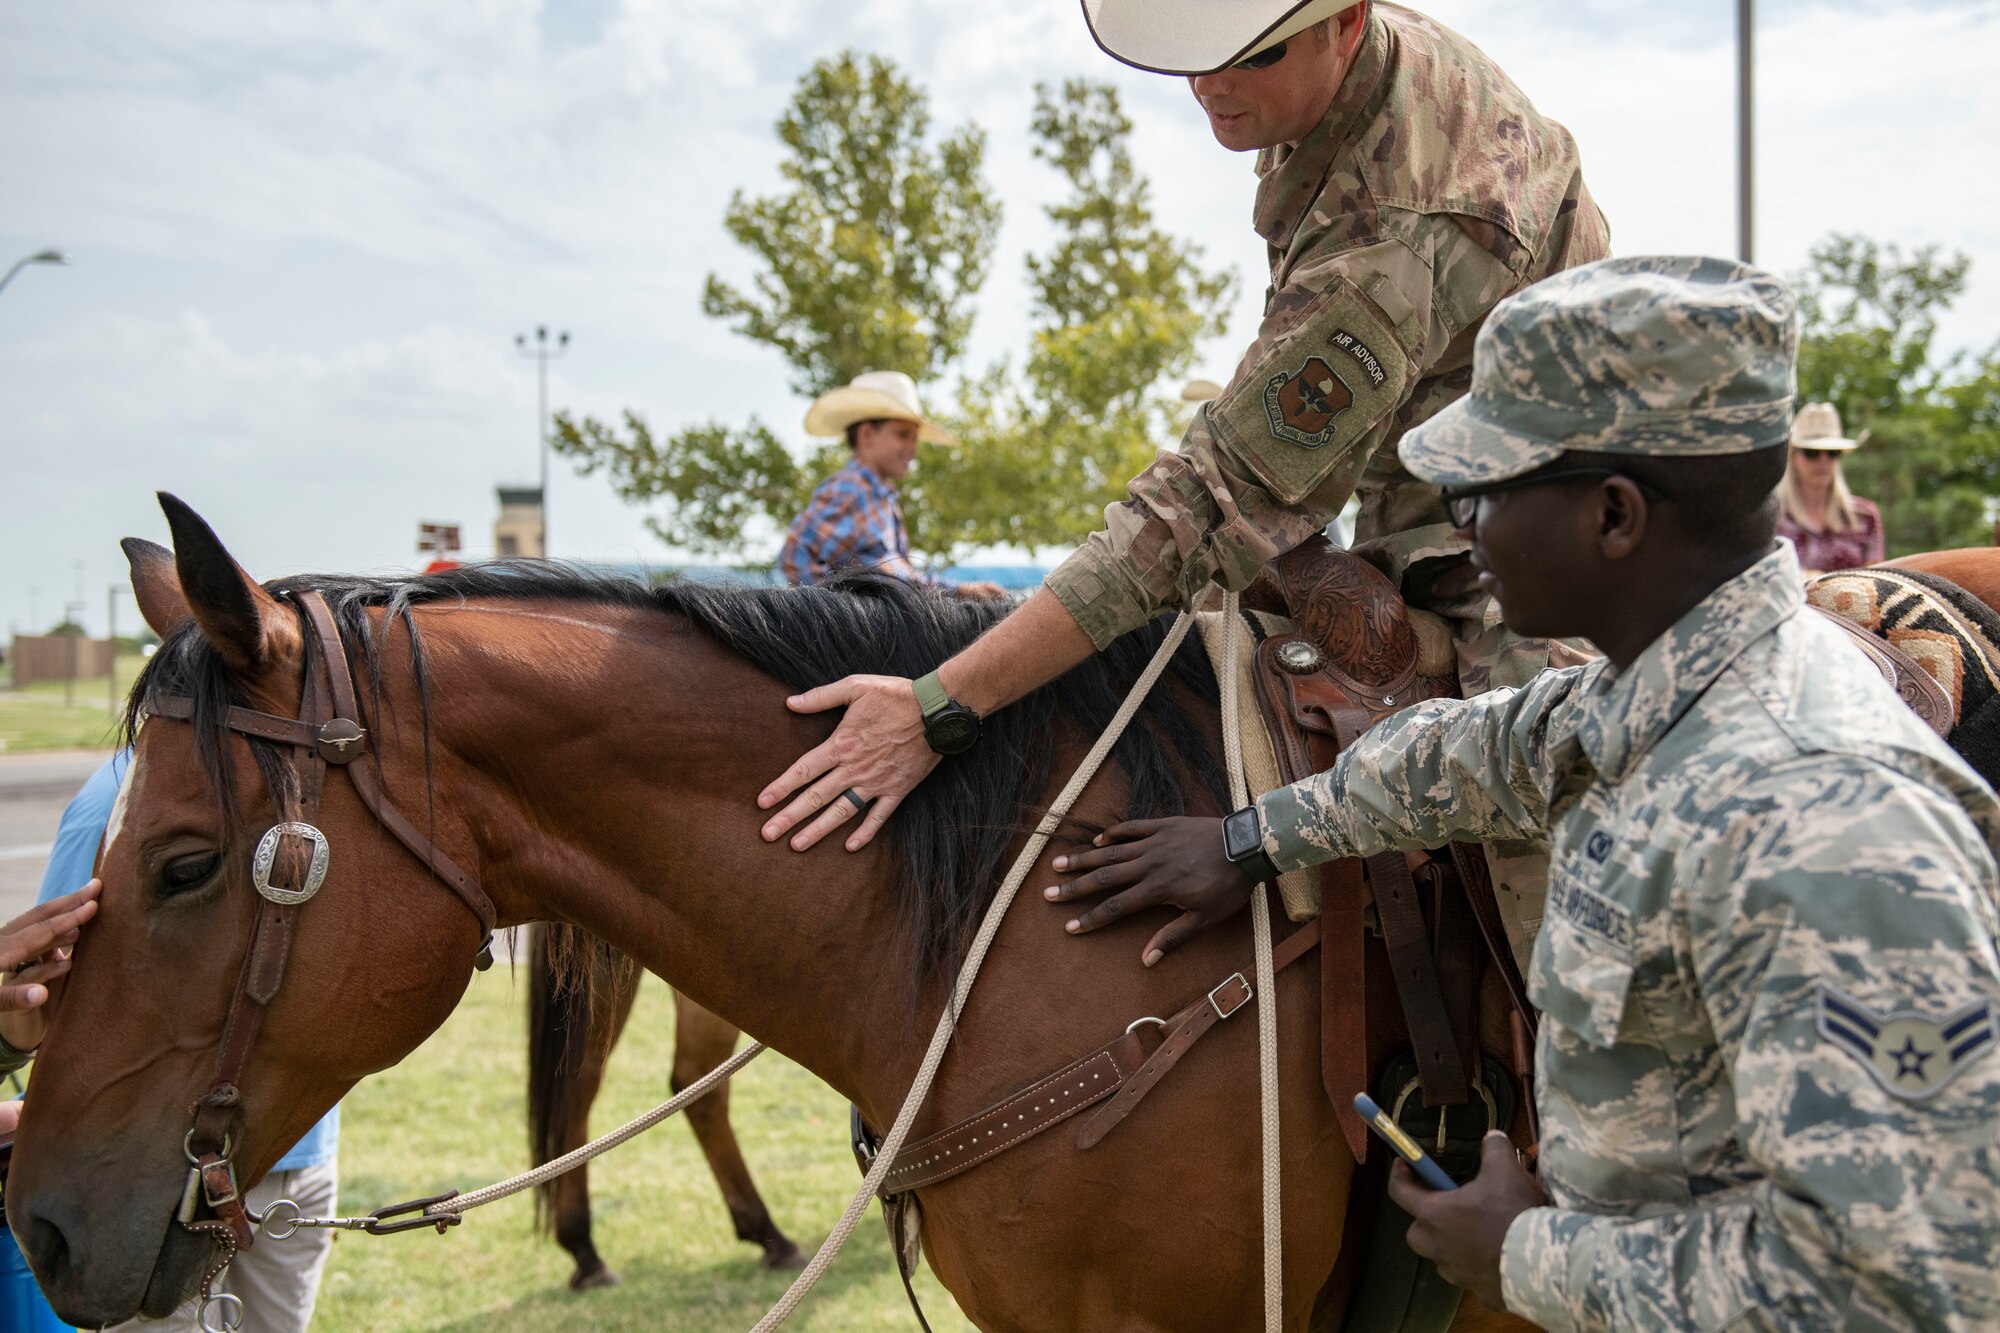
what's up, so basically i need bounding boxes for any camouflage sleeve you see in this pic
[1501,756,2000,1332]
[1046,241,1433,650]
[1254,666,1590,873]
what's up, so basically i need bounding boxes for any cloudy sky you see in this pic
[5,0,1998,638]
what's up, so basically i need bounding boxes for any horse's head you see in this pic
[9,495,488,1325]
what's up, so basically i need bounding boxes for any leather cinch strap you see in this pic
[868,920,1321,1198]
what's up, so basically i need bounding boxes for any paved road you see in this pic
[0,750,111,920]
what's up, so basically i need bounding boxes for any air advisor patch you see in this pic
[1817,984,1997,1101]
[1264,356,1353,447]
[1209,280,1412,505]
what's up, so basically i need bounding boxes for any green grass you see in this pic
[0,655,147,753]
[311,965,974,1331]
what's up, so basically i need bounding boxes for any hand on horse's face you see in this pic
[758,674,939,853]
[0,879,100,1050]
[1046,818,1255,966]
[1387,1132,1546,1313]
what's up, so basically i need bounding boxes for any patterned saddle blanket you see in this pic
[1807,566,2000,784]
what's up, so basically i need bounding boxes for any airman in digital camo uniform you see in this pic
[1055,257,2000,1328]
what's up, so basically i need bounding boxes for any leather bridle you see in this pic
[144,589,496,1282]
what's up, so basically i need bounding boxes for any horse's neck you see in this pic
[426,603,924,1099]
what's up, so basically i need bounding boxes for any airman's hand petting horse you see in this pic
[10,494,1524,1333]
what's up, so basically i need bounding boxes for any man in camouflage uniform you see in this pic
[757,0,1609,894]
[1051,256,2000,1327]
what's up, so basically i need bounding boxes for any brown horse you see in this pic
[9,496,1525,1331]
[525,922,804,1285]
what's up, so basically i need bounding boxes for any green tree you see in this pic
[556,73,1235,566]
[553,52,1000,557]
[1795,234,2000,555]
[906,80,1234,556]
[702,53,1001,397]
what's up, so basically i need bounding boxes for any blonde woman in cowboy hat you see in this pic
[1777,402,1885,574]
[778,371,1003,599]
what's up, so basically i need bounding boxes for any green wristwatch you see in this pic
[913,671,982,756]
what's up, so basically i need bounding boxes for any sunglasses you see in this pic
[1234,40,1288,70]
[1792,448,1842,462]
[1439,466,1664,530]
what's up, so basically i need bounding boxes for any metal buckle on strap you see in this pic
[1208,972,1252,1020]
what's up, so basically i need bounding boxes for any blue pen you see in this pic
[1353,1093,1457,1192]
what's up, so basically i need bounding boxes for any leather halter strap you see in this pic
[146,593,497,937]
[150,589,497,1252]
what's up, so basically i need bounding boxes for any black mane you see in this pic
[130,562,1227,989]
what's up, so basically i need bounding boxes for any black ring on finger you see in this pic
[840,788,869,814]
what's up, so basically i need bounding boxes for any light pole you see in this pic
[108,585,125,715]
[0,248,70,298]
[515,326,570,557]
[1737,0,1754,263]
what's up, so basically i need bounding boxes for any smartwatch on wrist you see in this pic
[1222,805,1279,886]
[913,671,982,756]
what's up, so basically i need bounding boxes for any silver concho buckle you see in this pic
[251,822,330,905]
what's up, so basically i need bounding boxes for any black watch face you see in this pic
[1223,809,1260,861]
[928,709,981,755]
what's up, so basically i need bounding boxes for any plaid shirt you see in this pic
[779,459,948,589]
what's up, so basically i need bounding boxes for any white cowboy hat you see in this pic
[1080,0,1363,76]
[1180,378,1224,402]
[803,370,957,445]
[1791,402,1863,452]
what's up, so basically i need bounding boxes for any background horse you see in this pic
[526,922,804,1286]
[5,496,1518,1330]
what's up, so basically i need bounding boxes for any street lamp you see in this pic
[1738,0,1754,262]
[515,325,570,557]
[0,248,70,298]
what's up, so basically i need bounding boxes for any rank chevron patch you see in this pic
[1817,984,1997,1102]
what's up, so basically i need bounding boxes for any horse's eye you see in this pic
[160,853,221,897]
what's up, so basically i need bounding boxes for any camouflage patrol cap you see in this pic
[1399,255,1799,489]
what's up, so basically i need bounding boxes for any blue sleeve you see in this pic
[36,752,130,906]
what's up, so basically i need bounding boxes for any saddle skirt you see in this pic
[1807,566,2000,747]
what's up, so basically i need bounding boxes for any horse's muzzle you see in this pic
[12,1188,211,1326]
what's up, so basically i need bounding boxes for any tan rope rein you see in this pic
[1219,591,1286,1332]
[747,609,1199,1330]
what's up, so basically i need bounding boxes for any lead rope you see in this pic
[1219,591,1285,1332]
[748,610,1199,1332]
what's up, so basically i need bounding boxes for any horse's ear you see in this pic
[156,493,301,675]
[121,538,192,640]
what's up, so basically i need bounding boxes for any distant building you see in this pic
[494,486,545,558]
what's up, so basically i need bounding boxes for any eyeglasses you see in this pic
[1792,448,1842,462]
[1439,467,1663,530]
[1234,40,1288,70]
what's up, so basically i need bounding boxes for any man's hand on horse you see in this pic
[1387,1131,1545,1313]
[0,879,101,1050]
[758,674,939,853]
[1046,817,1254,966]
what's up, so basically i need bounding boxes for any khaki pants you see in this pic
[111,1160,336,1333]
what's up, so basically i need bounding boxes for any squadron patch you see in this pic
[1263,355,1353,448]
[1817,984,1996,1102]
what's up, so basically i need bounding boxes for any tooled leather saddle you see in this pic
[1243,536,1536,1165]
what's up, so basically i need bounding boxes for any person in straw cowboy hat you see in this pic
[1776,401,1886,574]
[778,370,1003,599]
[756,0,1608,973]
